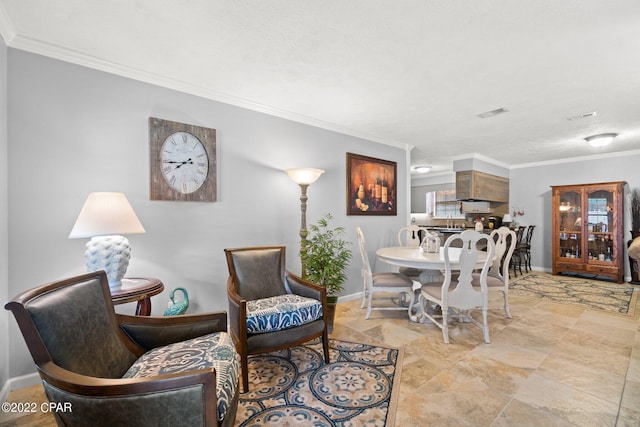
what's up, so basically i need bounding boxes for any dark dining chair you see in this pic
[522,225,536,272]
[510,226,526,276]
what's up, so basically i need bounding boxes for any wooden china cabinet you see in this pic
[551,181,626,283]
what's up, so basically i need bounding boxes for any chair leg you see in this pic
[482,307,490,344]
[517,253,523,275]
[442,308,450,344]
[365,292,373,319]
[322,328,330,364]
[406,290,416,319]
[503,291,512,319]
[241,354,249,393]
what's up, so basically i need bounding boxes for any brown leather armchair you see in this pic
[5,271,240,427]
[224,245,330,392]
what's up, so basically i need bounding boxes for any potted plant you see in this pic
[304,213,352,332]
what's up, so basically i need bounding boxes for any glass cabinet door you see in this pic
[558,190,582,259]
[586,189,614,262]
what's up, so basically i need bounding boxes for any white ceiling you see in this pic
[1,0,639,174]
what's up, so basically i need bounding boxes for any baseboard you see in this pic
[0,372,40,402]
[337,291,363,303]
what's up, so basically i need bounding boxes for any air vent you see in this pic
[477,108,509,119]
[567,112,597,121]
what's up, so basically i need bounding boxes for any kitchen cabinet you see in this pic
[456,170,509,202]
[551,181,626,283]
[461,201,491,213]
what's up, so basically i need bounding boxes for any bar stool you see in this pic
[522,225,535,272]
[510,226,526,277]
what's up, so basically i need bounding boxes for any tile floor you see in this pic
[330,279,640,426]
[2,274,639,426]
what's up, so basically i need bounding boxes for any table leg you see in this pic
[135,297,152,316]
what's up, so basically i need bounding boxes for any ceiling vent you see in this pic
[567,112,597,121]
[477,108,509,119]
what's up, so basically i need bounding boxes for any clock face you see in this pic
[160,131,209,194]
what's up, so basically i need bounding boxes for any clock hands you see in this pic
[163,158,194,170]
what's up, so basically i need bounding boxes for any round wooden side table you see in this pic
[110,277,164,316]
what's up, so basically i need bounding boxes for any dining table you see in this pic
[376,246,491,322]
[376,246,490,275]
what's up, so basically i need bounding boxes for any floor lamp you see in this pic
[286,168,325,276]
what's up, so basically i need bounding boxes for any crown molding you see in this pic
[450,152,511,169]
[7,34,412,153]
[0,3,16,46]
[510,149,640,169]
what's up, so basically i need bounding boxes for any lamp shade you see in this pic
[285,168,325,185]
[69,192,145,238]
[502,214,513,223]
[585,133,617,148]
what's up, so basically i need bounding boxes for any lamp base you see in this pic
[84,235,131,289]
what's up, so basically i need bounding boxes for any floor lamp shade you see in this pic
[69,192,145,288]
[285,168,325,185]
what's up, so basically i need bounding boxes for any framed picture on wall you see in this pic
[346,152,397,216]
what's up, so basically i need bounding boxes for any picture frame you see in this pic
[346,152,397,216]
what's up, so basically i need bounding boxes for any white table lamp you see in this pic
[69,192,145,289]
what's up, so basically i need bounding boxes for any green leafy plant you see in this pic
[304,213,352,298]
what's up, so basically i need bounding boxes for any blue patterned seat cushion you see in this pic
[122,332,239,422]
[246,294,323,334]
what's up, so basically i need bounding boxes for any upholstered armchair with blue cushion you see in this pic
[224,245,330,392]
[5,271,240,427]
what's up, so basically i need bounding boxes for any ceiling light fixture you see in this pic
[413,165,432,173]
[585,133,617,148]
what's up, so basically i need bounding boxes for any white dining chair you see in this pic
[396,224,425,279]
[450,226,517,318]
[485,226,517,318]
[419,230,495,344]
[356,227,419,320]
[397,224,423,248]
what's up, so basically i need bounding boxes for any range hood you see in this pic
[456,170,509,202]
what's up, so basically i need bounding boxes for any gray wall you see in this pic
[0,36,8,393]
[509,153,640,275]
[5,49,408,379]
[411,153,640,276]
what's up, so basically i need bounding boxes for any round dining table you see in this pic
[376,246,490,272]
[376,246,491,322]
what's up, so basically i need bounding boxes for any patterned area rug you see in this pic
[235,339,402,427]
[509,273,637,315]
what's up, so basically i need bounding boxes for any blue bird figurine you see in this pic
[163,287,189,316]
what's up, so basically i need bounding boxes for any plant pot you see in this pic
[325,295,338,334]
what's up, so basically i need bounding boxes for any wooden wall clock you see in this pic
[149,117,217,202]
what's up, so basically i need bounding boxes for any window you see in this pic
[426,190,464,219]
